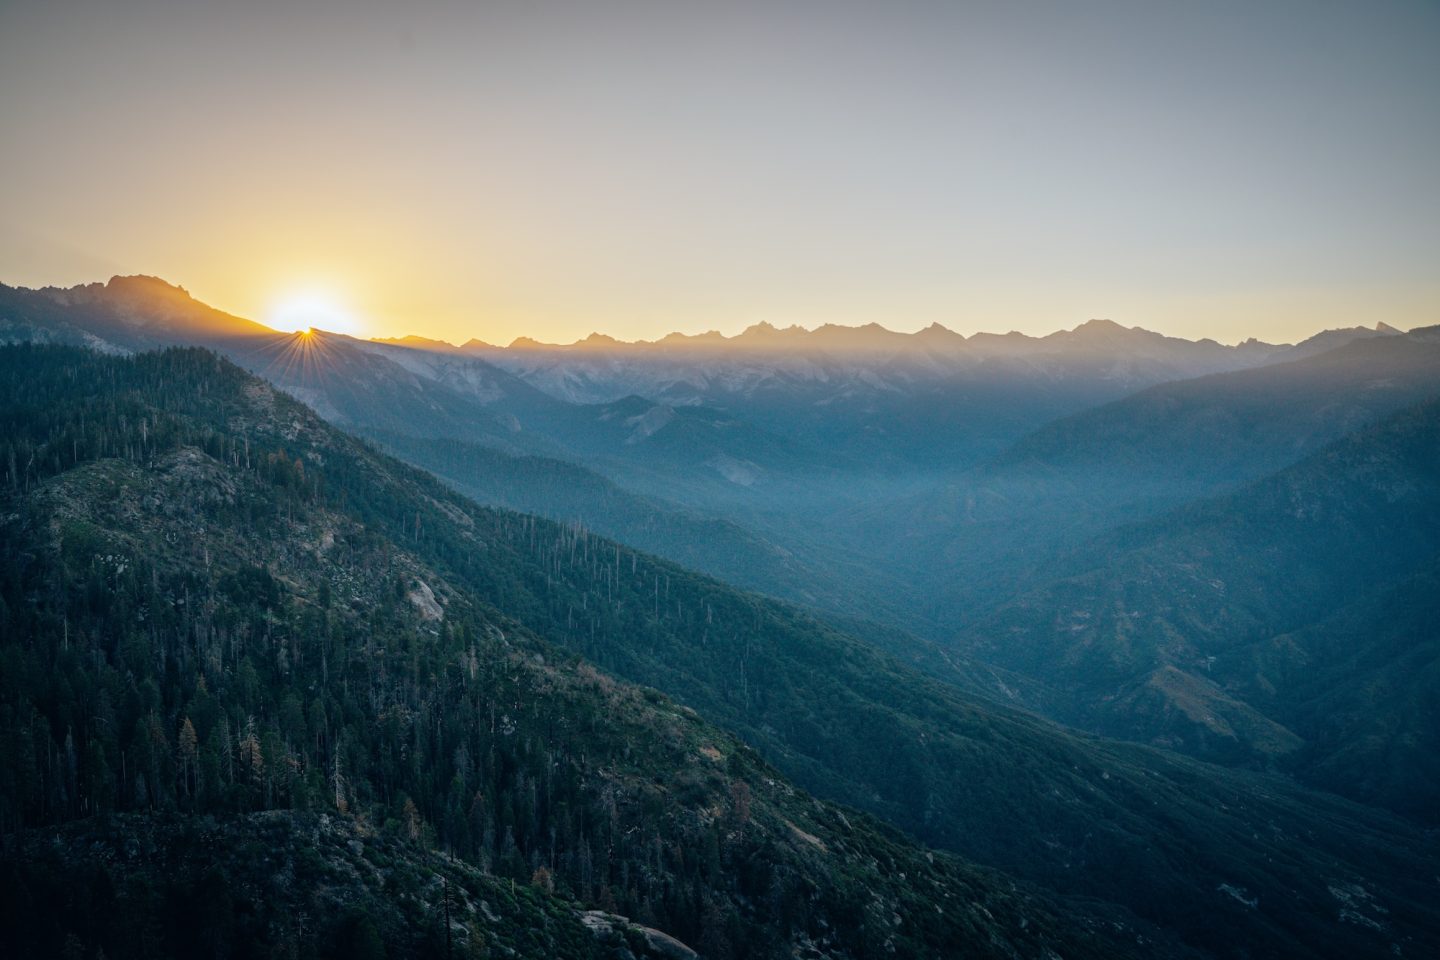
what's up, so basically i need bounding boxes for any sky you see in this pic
[2,0,1437,346]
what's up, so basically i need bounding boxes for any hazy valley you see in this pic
[2,278,1438,958]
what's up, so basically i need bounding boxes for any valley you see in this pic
[3,283,1439,958]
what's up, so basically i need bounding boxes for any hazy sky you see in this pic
[2,0,1437,345]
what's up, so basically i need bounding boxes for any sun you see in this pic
[268,291,362,336]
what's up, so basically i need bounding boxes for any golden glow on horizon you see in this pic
[269,291,362,337]
[213,280,1434,349]
[4,3,1437,351]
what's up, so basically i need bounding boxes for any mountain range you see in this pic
[2,276,1438,958]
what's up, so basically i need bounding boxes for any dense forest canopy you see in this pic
[0,345,1163,960]
[2,344,1437,959]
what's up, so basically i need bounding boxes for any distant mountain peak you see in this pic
[1072,318,1129,334]
[90,274,206,316]
[18,273,273,344]
[1276,322,1406,362]
[657,329,726,344]
[738,320,807,338]
[370,334,457,351]
[915,321,966,343]
[737,319,794,338]
[105,274,192,298]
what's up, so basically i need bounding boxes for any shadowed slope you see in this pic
[2,344,1437,958]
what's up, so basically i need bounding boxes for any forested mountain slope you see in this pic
[2,345,1438,958]
[0,345,1157,960]
[3,812,693,960]
[1258,561,1440,821]
[362,428,924,632]
[956,397,1440,818]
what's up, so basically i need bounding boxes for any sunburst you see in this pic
[268,292,360,337]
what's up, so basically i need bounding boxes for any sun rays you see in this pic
[250,324,348,389]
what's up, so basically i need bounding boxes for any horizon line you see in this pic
[6,272,1412,353]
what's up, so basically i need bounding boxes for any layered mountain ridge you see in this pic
[4,276,1439,956]
[5,344,1440,957]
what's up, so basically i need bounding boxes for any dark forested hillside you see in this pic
[0,345,1179,960]
[955,396,1440,819]
[1261,561,1440,821]
[3,344,1439,959]
[3,812,675,960]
